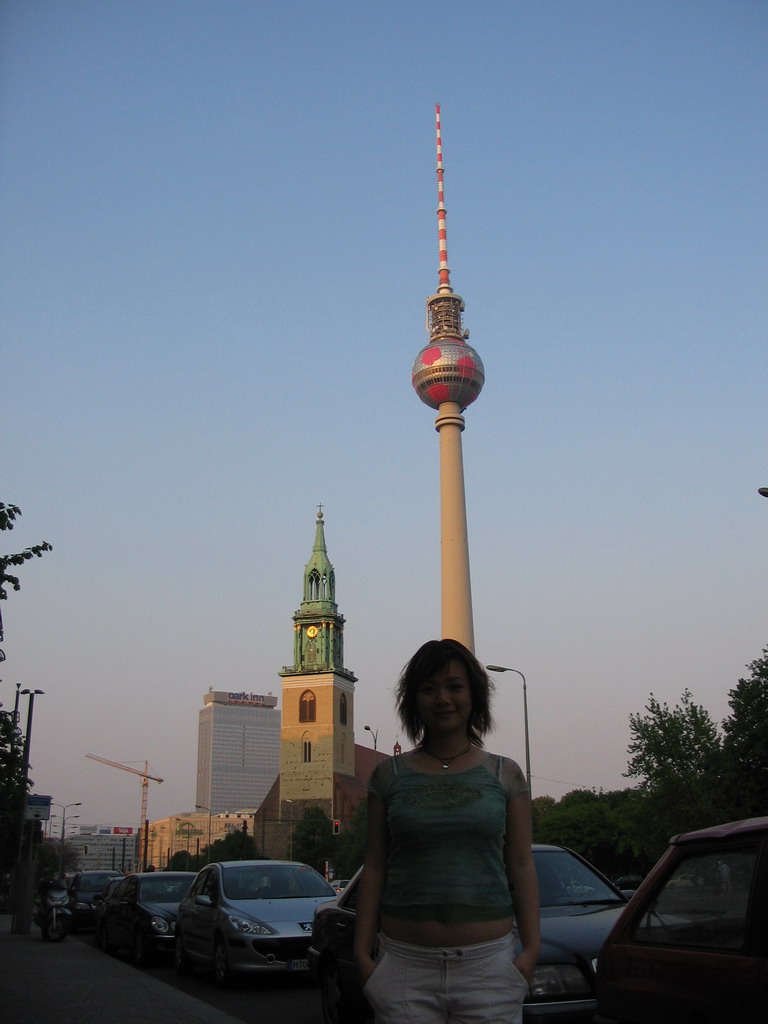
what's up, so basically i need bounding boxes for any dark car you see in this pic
[175,859,337,986]
[595,816,768,1024]
[96,871,196,965]
[67,870,123,932]
[93,875,123,930]
[309,844,630,1024]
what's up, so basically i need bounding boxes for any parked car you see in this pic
[95,871,196,965]
[595,816,768,1024]
[67,870,123,932]
[331,879,351,895]
[310,844,630,1024]
[174,859,337,986]
[93,876,124,931]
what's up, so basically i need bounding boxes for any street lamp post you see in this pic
[286,800,294,860]
[485,666,531,796]
[195,805,212,864]
[759,488,768,497]
[53,802,82,876]
[12,688,45,934]
[364,725,378,751]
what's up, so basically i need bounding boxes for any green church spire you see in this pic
[281,508,354,679]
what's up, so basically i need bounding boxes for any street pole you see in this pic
[485,666,532,796]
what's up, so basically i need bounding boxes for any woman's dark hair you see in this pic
[395,638,494,746]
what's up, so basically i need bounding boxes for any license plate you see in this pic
[287,958,309,971]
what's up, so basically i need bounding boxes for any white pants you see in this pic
[363,931,528,1024]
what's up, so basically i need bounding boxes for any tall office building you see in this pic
[411,106,485,651]
[196,689,280,814]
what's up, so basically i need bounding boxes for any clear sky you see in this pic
[3,1,766,831]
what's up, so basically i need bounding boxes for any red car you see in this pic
[595,816,768,1024]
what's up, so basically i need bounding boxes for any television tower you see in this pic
[412,105,485,651]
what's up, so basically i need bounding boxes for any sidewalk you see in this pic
[0,914,247,1024]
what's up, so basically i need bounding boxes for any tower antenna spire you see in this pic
[435,104,452,295]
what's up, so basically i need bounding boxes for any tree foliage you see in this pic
[0,709,26,875]
[624,688,722,854]
[291,807,334,874]
[721,648,768,820]
[533,788,652,878]
[204,825,261,864]
[0,503,52,607]
[332,799,367,880]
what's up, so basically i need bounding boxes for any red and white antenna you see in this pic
[435,104,452,294]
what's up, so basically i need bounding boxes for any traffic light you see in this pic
[333,820,340,835]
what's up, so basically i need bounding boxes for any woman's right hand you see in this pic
[356,954,377,987]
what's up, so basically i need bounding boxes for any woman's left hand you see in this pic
[513,949,538,986]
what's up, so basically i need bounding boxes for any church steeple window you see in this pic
[299,690,316,723]
[339,693,348,726]
[302,734,312,763]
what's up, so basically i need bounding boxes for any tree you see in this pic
[625,689,722,854]
[0,708,25,876]
[291,807,334,874]
[721,649,768,819]
[534,788,652,879]
[204,825,260,864]
[0,502,52,636]
[332,800,367,879]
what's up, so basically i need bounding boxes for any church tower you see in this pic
[278,508,357,818]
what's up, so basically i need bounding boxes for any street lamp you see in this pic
[759,488,768,497]
[176,820,195,871]
[195,805,212,864]
[364,725,378,751]
[11,688,44,934]
[17,689,45,861]
[485,666,531,796]
[53,801,82,876]
[286,799,294,860]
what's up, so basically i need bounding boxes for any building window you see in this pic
[303,737,312,763]
[299,690,316,723]
[339,693,347,726]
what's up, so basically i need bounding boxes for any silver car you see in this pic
[175,859,336,986]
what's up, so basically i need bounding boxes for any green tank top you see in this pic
[368,752,528,922]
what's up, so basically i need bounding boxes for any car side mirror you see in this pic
[194,893,214,907]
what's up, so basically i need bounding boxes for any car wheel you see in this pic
[213,935,233,988]
[97,923,116,955]
[321,956,362,1024]
[174,934,193,975]
[133,929,154,966]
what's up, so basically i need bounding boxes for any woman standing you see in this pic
[354,638,540,1024]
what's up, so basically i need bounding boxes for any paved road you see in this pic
[137,943,323,1023]
[0,916,322,1024]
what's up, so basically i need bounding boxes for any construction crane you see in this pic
[86,754,163,869]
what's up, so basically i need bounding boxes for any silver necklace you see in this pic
[421,742,471,769]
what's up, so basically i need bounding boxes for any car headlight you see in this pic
[227,914,276,936]
[150,916,170,934]
[529,964,591,998]
[74,901,91,911]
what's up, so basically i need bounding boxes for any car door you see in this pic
[108,877,136,949]
[183,867,220,962]
[600,839,768,1023]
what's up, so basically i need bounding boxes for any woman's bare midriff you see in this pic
[381,915,514,947]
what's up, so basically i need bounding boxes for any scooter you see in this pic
[33,879,72,941]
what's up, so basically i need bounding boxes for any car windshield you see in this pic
[535,849,622,907]
[138,877,191,902]
[78,873,120,891]
[222,864,334,900]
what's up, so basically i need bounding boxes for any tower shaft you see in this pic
[436,402,474,649]
[412,106,484,652]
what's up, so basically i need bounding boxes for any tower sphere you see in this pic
[411,335,485,411]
